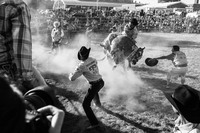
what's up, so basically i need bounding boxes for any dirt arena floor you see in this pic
[33,32,200,133]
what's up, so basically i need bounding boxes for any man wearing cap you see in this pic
[156,45,188,88]
[69,46,104,130]
[164,85,200,133]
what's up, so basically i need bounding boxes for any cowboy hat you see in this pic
[128,18,138,30]
[145,58,158,67]
[78,46,91,60]
[24,86,56,110]
[53,21,60,27]
[164,85,200,123]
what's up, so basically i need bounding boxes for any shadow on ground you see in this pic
[101,106,161,133]
[46,76,128,133]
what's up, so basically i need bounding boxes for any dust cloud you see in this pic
[32,30,148,111]
[97,57,146,111]
[32,29,171,111]
[32,33,89,73]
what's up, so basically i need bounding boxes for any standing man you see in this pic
[156,45,188,88]
[69,46,104,130]
[51,20,64,53]
[0,0,47,92]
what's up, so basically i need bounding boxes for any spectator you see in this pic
[140,9,145,17]
[164,85,200,133]
[0,76,65,133]
[156,45,188,88]
[0,0,47,93]
[69,46,104,130]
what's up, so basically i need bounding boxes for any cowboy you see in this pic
[156,45,188,88]
[69,46,104,130]
[164,85,200,133]
[51,21,64,53]
[122,18,139,41]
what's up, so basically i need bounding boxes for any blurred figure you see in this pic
[140,9,145,17]
[122,18,139,40]
[0,76,65,133]
[164,85,200,133]
[69,46,104,130]
[156,45,188,88]
[0,0,47,93]
[110,21,122,33]
[51,20,64,54]
[102,26,119,53]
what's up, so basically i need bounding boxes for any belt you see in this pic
[89,78,102,84]
[175,64,187,67]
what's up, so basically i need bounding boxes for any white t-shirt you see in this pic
[173,51,188,66]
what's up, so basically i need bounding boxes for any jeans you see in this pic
[82,78,104,126]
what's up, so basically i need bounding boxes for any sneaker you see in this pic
[86,124,100,130]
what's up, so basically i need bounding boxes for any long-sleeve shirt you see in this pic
[0,0,32,78]
[69,57,102,82]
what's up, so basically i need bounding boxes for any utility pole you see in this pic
[97,0,99,10]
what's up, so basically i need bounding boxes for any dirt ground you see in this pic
[35,32,200,133]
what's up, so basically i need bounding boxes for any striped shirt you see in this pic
[0,0,32,78]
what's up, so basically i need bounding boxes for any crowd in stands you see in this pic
[31,5,200,36]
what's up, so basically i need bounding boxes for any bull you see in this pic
[101,33,144,69]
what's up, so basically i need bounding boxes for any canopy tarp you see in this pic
[63,0,124,7]
[136,1,188,10]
